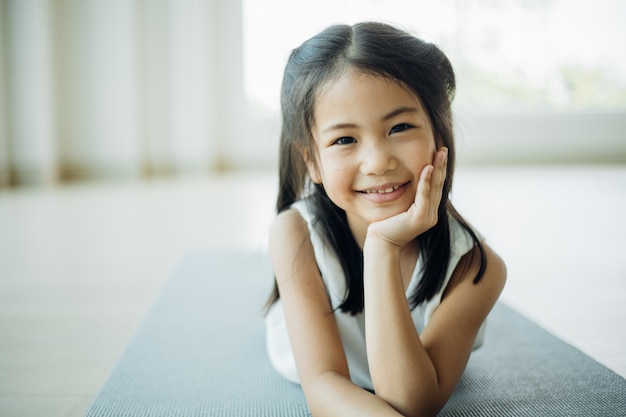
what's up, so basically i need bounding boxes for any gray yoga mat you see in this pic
[84,250,626,416]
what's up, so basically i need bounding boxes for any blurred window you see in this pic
[243,0,626,115]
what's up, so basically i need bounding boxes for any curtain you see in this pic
[0,0,244,188]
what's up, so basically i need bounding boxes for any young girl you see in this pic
[264,22,506,417]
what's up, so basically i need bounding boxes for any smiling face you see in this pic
[308,69,437,240]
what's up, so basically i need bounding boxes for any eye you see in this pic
[333,136,357,145]
[389,123,413,134]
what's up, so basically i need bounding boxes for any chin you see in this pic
[365,206,411,223]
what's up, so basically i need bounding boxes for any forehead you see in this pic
[312,69,426,126]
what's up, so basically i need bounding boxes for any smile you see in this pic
[357,182,410,204]
[363,185,402,194]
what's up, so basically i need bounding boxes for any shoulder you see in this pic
[269,201,312,242]
[269,208,318,286]
[444,242,507,307]
[270,208,308,241]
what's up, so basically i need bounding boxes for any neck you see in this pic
[346,214,369,249]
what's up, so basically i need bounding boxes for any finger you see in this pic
[434,147,448,185]
[430,147,448,202]
[413,163,433,221]
[417,163,433,200]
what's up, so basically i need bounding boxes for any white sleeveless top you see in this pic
[265,200,485,390]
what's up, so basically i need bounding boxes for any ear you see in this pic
[301,148,322,184]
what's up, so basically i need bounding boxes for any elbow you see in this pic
[403,400,446,417]
[396,378,452,417]
[394,406,439,417]
[404,401,446,417]
[381,389,447,417]
[418,403,446,417]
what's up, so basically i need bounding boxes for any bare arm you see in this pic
[364,148,506,416]
[269,209,404,417]
[364,238,506,416]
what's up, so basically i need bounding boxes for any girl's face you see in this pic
[308,69,436,239]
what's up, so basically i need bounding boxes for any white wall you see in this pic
[454,111,626,165]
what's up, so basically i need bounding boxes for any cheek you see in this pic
[319,153,352,176]
[405,143,435,172]
[318,157,355,196]
[324,166,353,191]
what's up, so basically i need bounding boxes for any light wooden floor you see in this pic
[0,167,624,417]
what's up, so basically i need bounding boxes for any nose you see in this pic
[360,140,398,176]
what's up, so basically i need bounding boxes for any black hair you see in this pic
[267,22,486,315]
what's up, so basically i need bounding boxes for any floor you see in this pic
[0,166,624,417]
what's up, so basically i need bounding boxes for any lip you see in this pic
[357,181,410,203]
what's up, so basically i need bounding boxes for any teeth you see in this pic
[365,185,400,194]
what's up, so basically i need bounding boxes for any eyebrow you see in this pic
[321,106,420,133]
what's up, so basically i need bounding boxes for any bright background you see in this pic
[1,0,625,188]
